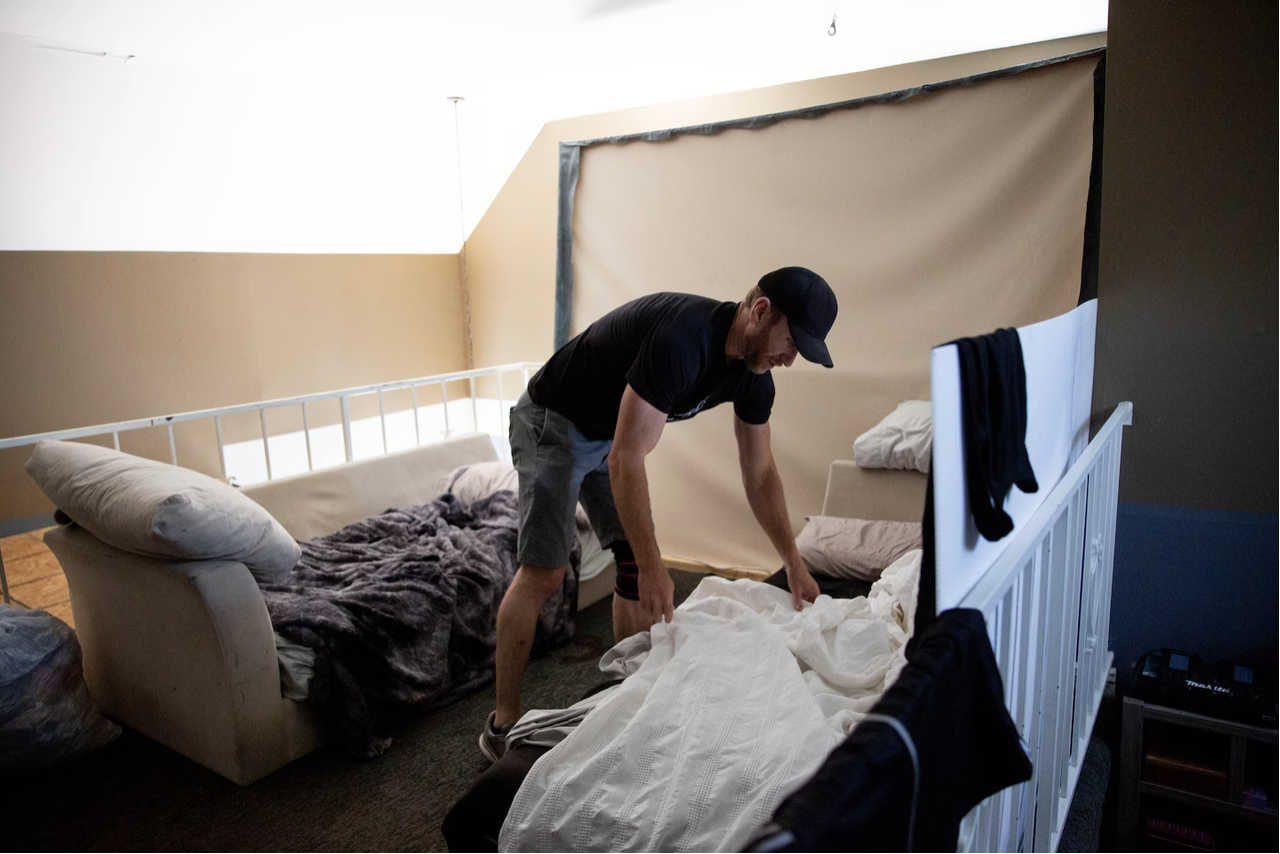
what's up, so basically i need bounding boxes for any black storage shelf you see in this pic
[1139,781,1277,823]
[1120,696,1278,850]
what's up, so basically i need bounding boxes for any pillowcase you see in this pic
[24,440,300,583]
[852,399,932,473]
[795,516,923,582]
[439,460,519,509]
[440,461,591,531]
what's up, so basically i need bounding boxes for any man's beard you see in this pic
[741,335,772,374]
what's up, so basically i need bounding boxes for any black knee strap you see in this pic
[608,540,639,601]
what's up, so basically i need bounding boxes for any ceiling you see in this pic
[0,1,1108,252]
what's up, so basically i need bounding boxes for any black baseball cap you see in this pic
[757,266,838,368]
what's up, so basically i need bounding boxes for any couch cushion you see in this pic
[25,440,299,583]
[242,434,499,542]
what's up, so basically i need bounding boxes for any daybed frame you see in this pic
[42,433,502,785]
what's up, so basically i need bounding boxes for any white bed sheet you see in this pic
[501,550,921,852]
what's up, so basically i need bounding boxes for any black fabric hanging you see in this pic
[915,476,937,637]
[952,328,1038,542]
[749,608,1032,852]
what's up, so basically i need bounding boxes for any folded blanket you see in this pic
[501,551,920,852]
[260,491,577,757]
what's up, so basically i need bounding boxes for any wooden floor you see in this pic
[1,528,74,627]
[0,532,766,634]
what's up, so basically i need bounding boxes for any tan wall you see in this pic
[0,252,467,521]
[465,32,1107,370]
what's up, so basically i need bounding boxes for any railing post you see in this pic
[411,385,421,446]
[496,370,506,445]
[259,408,273,481]
[341,396,353,463]
[469,376,478,434]
[441,381,451,437]
[302,401,314,472]
[377,389,388,454]
[167,421,177,465]
[112,431,120,451]
[215,416,227,481]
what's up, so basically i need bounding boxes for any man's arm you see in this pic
[609,385,674,624]
[734,415,819,611]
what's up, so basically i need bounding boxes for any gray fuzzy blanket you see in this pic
[260,491,577,758]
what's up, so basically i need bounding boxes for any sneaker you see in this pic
[479,711,512,764]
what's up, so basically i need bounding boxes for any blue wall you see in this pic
[1110,501,1278,689]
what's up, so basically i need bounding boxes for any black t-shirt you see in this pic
[528,292,775,441]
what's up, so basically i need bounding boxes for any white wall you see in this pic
[0,2,1107,254]
[0,30,465,253]
[932,300,1097,609]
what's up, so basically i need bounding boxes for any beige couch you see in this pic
[44,433,609,786]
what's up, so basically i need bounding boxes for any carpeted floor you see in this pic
[4,569,708,852]
[6,567,1113,851]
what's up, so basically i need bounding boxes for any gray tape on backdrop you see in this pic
[554,142,581,350]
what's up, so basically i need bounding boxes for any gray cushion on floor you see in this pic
[0,604,121,769]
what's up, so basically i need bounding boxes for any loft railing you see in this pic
[0,362,542,479]
[957,401,1132,852]
[0,362,542,602]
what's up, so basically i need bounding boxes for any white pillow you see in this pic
[440,461,591,531]
[853,400,932,473]
[24,440,300,583]
[795,516,923,582]
[439,460,519,510]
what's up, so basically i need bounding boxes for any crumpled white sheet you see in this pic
[500,549,921,853]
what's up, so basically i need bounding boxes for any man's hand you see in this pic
[638,562,675,625]
[786,560,820,612]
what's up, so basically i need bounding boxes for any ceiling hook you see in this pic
[828,14,837,36]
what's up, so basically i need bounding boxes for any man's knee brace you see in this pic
[609,540,639,601]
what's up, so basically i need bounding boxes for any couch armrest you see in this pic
[44,524,300,785]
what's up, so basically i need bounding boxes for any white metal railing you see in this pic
[0,362,541,603]
[956,401,1132,852]
[0,362,541,478]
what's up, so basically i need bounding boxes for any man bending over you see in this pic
[480,266,838,762]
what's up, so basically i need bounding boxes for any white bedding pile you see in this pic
[500,550,921,853]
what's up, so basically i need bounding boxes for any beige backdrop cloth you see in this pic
[570,57,1097,571]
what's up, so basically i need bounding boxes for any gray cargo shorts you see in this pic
[509,391,627,569]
